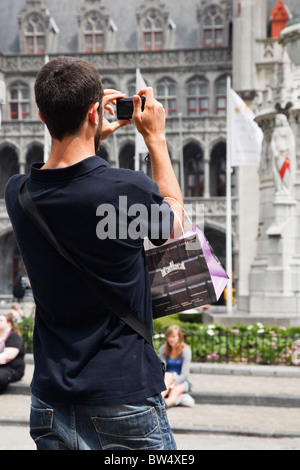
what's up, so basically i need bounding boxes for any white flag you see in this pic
[230,89,263,167]
[135,68,148,162]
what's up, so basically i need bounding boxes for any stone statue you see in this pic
[270,113,296,196]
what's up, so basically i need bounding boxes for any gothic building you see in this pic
[0,0,299,321]
[0,0,233,297]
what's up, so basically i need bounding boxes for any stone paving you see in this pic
[1,359,300,450]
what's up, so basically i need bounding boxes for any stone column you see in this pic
[203,144,210,199]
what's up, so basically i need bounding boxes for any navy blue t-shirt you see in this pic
[5,156,174,405]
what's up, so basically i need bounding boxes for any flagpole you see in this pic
[226,76,233,314]
[113,132,119,168]
[43,55,50,163]
[178,112,185,195]
[135,68,140,172]
[135,128,140,172]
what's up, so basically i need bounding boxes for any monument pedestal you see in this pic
[204,194,300,327]
[248,194,298,312]
[234,193,300,325]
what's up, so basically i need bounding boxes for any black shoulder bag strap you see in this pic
[18,176,153,347]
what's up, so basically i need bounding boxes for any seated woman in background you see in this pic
[0,312,25,393]
[159,324,195,408]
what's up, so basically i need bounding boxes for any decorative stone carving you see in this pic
[18,0,59,54]
[270,113,296,196]
[77,0,116,53]
[136,0,175,50]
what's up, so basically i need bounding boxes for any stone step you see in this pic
[7,382,300,408]
[7,361,300,408]
[167,404,300,439]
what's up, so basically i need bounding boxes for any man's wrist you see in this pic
[143,133,167,149]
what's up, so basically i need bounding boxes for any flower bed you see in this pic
[153,317,300,366]
[20,315,300,366]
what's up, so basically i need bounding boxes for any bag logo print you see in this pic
[160,261,186,278]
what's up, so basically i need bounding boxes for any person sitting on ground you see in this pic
[159,324,195,408]
[0,312,25,393]
[11,303,24,322]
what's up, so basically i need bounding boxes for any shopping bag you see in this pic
[145,225,229,319]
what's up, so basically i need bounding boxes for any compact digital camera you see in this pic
[116,96,146,120]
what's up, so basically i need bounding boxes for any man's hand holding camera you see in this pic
[101,89,132,141]
[132,87,166,144]
[101,86,166,143]
[101,86,183,237]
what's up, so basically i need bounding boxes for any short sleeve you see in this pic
[5,333,24,351]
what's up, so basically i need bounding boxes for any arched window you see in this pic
[0,233,23,295]
[26,144,43,174]
[143,9,164,51]
[25,14,45,54]
[84,13,105,52]
[210,142,236,197]
[184,143,204,197]
[9,83,30,121]
[205,226,227,305]
[157,79,177,116]
[12,246,22,286]
[0,146,19,198]
[119,143,135,170]
[210,142,226,197]
[203,5,225,48]
[102,78,117,119]
[127,82,137,97]
[187,77,209,116]
[96,145,109,163]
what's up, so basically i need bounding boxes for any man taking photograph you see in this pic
[5,56,183,450]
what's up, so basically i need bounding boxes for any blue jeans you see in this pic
[30,394,177,450]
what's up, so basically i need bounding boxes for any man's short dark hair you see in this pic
[35,56,104,141]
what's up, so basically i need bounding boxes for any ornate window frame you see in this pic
[137,0,175,51]
[197,1,231,48]
[187,77,209,116]
[78,1,116,53]
[215,77,227,115]
[142,9,164,51]
[156,78,177,116]
[9,82,30,121]
[184,142,204,198]
[24,13,46,55]
[83,12,105,53]
[18,0,59,54]
[203,5,225,48]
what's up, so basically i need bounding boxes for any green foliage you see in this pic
[19,318,34,353]
[19,314,300,366]
[153,316,300,366]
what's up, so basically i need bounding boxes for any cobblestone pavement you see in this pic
[1,361,300,451]
[1,425,300,451]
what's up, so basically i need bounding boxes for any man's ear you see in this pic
[88,102,100,126]
[38,109,46,125]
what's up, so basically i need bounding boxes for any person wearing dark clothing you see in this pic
[5,57,183,450]
[0,312,25,392]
